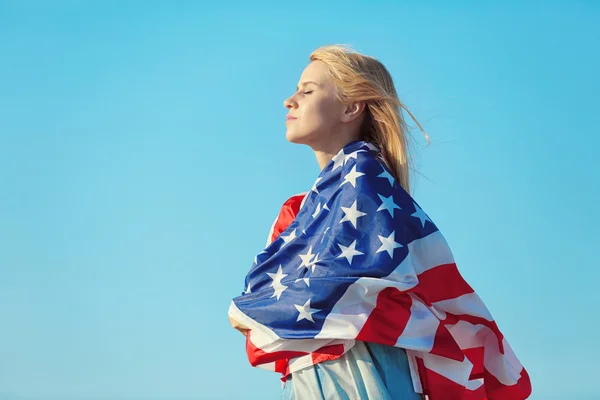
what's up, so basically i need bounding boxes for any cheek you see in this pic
[301,98,338,130]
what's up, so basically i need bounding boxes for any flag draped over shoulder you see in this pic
[229,140,531,400]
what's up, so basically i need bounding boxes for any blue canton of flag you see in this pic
[233,140,436,339]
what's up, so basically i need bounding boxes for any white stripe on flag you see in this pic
[465,378,484,390]
[432,292,494,321]
[229,302,353,355]
[395,293,440,352]
[257,362,276,372]
[406,231,456,275]
[421,352,473,386]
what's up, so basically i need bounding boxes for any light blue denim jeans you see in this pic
[282,341,421,400]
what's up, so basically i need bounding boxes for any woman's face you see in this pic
[283,60,346,146]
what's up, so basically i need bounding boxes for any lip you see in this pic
[286,115,297,121]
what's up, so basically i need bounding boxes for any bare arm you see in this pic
[228,315,249,337]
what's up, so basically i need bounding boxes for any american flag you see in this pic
[229,141,531,399]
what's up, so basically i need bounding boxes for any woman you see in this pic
[229,45,531,400]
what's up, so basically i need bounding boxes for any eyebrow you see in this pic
[296,81,319,91]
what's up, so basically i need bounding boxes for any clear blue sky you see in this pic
[0,1,598,399]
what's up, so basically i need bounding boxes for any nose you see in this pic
[283,94,298,110]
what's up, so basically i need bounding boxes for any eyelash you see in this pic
[303,91,313,95]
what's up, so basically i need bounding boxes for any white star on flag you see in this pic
[377,169,395,186]
[340,200,367,229]
[295,278,310,287]
[323,203,330,211]
[376,231,403,258]
[365,142,380,152]
[245,282,252,294]
[377,194,401,217]
[340,166,366,188]
[267,265,288,300]
[253,255,258,265]
[331,151,345,171]
[344,149,366,164]
[298,246,316,269]
[411,202,432,227]
[307,253,320,273]
[312,202,322,218]
[337,239,364,265]
[294,298,320,323]
[253,250,267,265]
[321,226,330,243]
[311,177,323,194]
[280,229,297,246]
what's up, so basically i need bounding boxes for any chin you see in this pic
[286,127,318,146]
[285,129,307,145]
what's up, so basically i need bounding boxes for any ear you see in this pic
[341,101,366,123]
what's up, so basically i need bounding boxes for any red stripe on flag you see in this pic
[414,263,475,304]
[482,366,532,400]
[245,331,306,367]
[311,343,346,365]
[274,359,289,374]
[430,322,466,361]
[356,287,412,345]
[463,347,485,379]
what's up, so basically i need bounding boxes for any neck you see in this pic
[312,136,361,170]
[314,149,337,171]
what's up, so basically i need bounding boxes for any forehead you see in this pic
[298,60,331,86]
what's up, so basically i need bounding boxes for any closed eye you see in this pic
[303,91,313,95]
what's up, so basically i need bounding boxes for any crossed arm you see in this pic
[228,315,249,336]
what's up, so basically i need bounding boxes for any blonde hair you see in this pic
[309,45,430,194]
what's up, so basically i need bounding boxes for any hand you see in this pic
[229,315,249,336]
